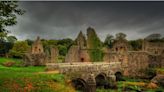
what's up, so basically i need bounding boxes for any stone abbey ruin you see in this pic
[23,36,59,66]
[23,27,164,91]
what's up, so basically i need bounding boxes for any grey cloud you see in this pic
[8,1,164,41]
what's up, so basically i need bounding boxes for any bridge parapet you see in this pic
[46,62,122,80]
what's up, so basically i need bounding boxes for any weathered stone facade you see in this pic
[31,36,44,54]
[50,46,59,63]
[103,38,164,77]
[23,37,59,66]
[142,40,164,55]
[65,31,90,63]
[46,62,122,92]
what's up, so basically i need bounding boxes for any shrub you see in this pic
[9,41,30,58]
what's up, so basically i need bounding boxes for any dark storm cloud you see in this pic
[8,1,164,41]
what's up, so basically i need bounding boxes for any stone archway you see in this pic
[71,78,88,92]
[115,71,124,81]
[95,73,108,89]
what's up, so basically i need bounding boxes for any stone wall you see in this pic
[65,45,80,62]
[31,36,44,54]
[124,51,149,77]
[50,46,59,63]
[143,40,164,55]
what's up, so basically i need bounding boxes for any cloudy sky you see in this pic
[8,1,164,41]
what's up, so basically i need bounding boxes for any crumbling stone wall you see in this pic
[143,40,164,55]
[74,31,86,49]
[31,36,44,54]
[65,45,80,62]
[125,51,149,77]
[79,49,90,62]
[65,45,91,62]
[23,53,47,66]
[50,46,59,63]
[23,36,48,66]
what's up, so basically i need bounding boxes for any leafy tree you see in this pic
[129,39,142,51]
[0,1,25,41]
[104,34,114,48]
[9,41,30,58]
[25,39,33,45]
[0,41,13,56]
[116,32,127,40]
[7,35,17,43]
[57,38,73,56]
[58,45,67,56]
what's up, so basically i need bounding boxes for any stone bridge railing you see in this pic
[46,62,123,92]
[46,62,122,79]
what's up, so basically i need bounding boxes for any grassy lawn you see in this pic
[0,57,75,92]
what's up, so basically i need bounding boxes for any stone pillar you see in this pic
[107,75,117,88]
[86,74,96,92]
[50,46,58,63]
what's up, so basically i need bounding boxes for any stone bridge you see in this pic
[46,62,123,92]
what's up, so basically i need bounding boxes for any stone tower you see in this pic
[50,46,59,63]
[31,36,44,54]
[23,36,47,66]
[75,31,86,49]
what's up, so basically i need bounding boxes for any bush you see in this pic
[89,49,104,62]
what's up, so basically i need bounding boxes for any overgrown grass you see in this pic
[96,76,164,92]
[0,57,75,92]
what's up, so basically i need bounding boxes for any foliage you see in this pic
[144,68,156,79]
[58,45,67,56]
[104,34,114,48]
[9,41,30,58]
[0,1,24,41]
[57,38,73,56]
[25,39,34,45]
[0,41,13,56]
[86,27,103,62]
[87,27,102,49]
[89,49,104,62]
[6,35,17,43]
[41,38,73,56]
[116,32,127,40]
[129,39,143,51]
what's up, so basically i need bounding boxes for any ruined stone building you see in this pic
[142,40,164,55]
[23,36,59,66]
[65,28,164,77]
[103,37,164,77]
[65,31,90,63]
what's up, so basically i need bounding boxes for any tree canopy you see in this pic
[0,1,25,41]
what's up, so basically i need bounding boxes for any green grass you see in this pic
[0,57,75,92]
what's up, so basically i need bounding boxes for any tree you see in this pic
[0,1,25,41]
[129,39,142,51]
[116,32,127,40]
[7,35,17,43]
[9,41,30,58]
[104,34,114,48]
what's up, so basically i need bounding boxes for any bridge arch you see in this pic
[71,78,88,91]
[115,71,124,81]
[95,73,108,88]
